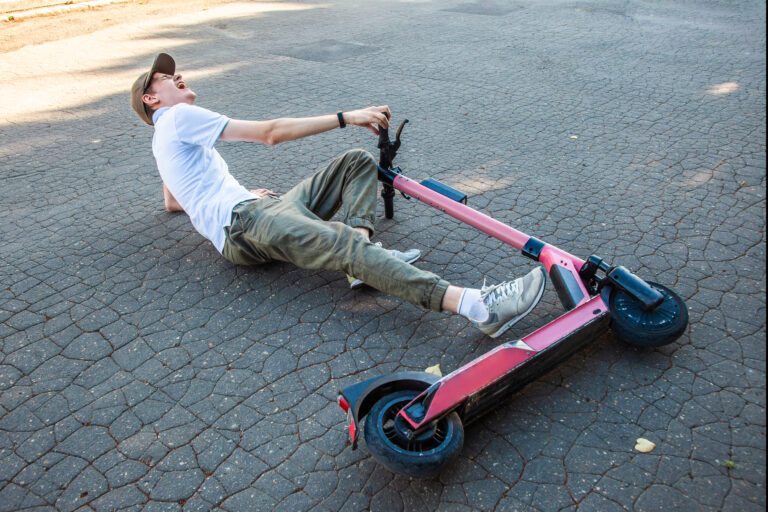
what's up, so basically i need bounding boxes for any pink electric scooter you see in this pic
[337,119,688,477]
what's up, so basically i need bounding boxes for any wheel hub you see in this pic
[614,288,680,330]
[381,396,448,453]
[393,413,436,443]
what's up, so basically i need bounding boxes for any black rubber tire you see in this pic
[609,281,688,347]
[364,390,464,478]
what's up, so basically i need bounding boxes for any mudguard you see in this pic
[337,371,439,449]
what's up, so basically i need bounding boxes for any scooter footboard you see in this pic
[460,310,610,425]
[398,296,611,430]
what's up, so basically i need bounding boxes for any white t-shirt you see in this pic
[152,104,255,252]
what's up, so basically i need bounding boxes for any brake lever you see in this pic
[392,119,411,199]
[393,119,408,152]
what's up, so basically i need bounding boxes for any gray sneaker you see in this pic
[472,267,547,338]
[348,242,421,289]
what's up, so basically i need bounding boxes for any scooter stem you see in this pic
[392,174,537,253]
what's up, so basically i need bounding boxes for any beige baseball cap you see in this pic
[130,53,175,126]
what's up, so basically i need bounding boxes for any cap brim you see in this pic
[142,53,176,92]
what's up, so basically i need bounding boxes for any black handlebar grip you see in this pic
[377,111,391,149]
[378,126,390,149]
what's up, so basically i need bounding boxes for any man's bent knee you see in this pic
[344,148,376,166]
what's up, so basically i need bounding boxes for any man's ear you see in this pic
[142,93,158,108]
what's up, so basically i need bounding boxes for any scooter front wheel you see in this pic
[609,281,688,347]
[364,390,464,477]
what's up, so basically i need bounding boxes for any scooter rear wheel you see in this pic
[609,281,688,347]
[364,390,463,477]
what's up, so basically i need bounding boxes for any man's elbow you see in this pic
[264,130,282,146]
[164,200,184,213]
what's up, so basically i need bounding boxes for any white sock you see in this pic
[458,288,489,322]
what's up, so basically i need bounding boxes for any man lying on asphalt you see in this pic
[130,53,546,339]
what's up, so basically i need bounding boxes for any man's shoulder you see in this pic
[156,103,228,148]
[166,103,225,126]
[173,103,220,116]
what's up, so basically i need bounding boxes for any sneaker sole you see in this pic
[349,251,421,289]
[487,267,547,339]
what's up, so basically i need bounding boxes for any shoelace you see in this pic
[480,278,520,307]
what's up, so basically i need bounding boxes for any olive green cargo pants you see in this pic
[221,149,450,311]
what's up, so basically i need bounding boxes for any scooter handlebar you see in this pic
[377,112,408,170]
[377,112,392,151]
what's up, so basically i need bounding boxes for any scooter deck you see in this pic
[459,307,610,426]
[398,295,611,430]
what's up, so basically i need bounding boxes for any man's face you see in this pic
[142,72,196,110]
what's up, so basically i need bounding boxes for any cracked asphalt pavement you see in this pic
[0,0,765,510]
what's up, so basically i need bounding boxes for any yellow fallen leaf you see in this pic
[635,438,656,453]
[424,364,442,377]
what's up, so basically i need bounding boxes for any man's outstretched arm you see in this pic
[219,106,391,145]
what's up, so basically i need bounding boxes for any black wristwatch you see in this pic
[337,111,346,128]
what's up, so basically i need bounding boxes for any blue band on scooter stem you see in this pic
[377,164,398,185]
[522,237,545,261]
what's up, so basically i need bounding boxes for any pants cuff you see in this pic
[427,278,451,312]
[348,217,375,237]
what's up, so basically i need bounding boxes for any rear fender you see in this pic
[337,372,439,449]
